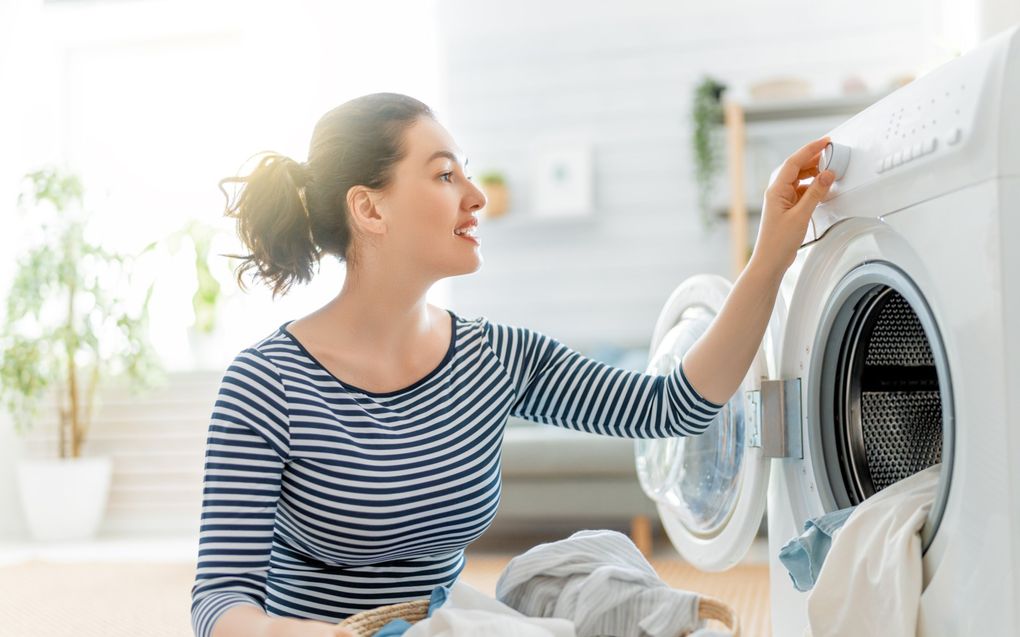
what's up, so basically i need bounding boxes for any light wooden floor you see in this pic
[0,552,770,636]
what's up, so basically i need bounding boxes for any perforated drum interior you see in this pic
[817,262,954,552]
[840,290,943,500]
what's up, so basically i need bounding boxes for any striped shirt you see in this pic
[189,309,724,637]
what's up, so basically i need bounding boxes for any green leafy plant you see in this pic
[159,219,225,334]
[691,76,727,230]
[0,167,163,458]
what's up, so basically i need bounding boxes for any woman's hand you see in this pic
[679,136,837,407]
[264,616,357,637]
[749,136,835,276]
[296,622,356,637]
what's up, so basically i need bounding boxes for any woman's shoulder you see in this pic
[448,308,488,329]
[450,311,555,350]
[219,323,297,376]
[449,309,512,344]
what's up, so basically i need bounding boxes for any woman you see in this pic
[190,92,834,637]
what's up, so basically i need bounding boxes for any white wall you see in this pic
[437,0,966,350]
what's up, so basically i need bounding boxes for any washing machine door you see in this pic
[636,273,783,571]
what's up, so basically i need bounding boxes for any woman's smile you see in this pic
[454,217,480,245]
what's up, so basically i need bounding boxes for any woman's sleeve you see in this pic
[190,348,291,637]
[482,318,726,438]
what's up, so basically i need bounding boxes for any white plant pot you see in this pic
[16,456,113,542]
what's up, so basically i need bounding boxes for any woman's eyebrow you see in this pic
[426,150,468,168]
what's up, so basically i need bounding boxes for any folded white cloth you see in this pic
[806,464,941,636]
[495,529,718,637]
[403,580,576,637]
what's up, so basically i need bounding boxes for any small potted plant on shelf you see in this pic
[690,76,728,230]
[478,170,509,220]
[0,166,163,542]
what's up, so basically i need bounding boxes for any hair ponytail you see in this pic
[220,152,319,299]
[219,92,434,299]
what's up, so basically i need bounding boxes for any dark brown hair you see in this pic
[219,92,434,298]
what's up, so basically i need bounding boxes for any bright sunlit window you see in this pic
[0,0,444,371]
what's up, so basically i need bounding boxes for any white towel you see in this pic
[495,529,713,637]
[806,463,941,636]
[403,580,576,637]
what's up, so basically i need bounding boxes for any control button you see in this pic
[946,127,962,145]
[924,137,938,154]
[876,160,886,174]
[912,142,923,157]
[892,150,903,166]
[818,141,852,180]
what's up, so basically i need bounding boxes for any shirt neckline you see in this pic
[278,308,458,398]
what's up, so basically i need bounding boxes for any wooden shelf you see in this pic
[737,90,893,121]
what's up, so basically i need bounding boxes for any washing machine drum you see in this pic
[822,283,948,509]
[816,263,954,553]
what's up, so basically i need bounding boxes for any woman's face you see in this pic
[372,116,487,280]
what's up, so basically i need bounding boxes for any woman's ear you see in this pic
[346,185,387,237]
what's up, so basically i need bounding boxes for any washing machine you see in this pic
[636,24,1020,636]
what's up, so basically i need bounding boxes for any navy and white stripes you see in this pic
[190,309,724,637]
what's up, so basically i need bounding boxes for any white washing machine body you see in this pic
[638,25,1020,636]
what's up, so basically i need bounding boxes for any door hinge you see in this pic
[745,378,803,459]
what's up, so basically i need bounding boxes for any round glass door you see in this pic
[637,305,744,536]
[636,274,775,571]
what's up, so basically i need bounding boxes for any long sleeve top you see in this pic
[189,309,725,637]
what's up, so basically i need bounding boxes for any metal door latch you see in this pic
[745,378,803,459]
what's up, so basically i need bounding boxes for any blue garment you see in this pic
[778,506,857,592]
[189,310,726,637]
[373,584,452,637]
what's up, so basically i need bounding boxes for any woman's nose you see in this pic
[466,179,487,211]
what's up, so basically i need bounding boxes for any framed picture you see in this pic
[531,144,593,218]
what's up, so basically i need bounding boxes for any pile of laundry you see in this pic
[777,463,941,636]
[370,529,733,637]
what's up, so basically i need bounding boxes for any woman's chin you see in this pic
[457,252,483,275]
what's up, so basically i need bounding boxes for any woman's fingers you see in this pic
[797,152,823,180]
[791,170,835,220]
[775,137,830,187]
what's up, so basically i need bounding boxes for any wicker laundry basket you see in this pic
[337,594,740,636]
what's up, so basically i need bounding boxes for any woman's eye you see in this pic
[439,172,454,183]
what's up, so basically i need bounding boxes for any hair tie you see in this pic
[286,157,311,187]
[297,187,312,222]
[290,160,312,222]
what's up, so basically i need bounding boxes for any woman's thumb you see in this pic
[795,170,834,216]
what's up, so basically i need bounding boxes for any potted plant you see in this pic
[478,170,510,220]
[0,166,163,542]
[690,76,728,230]
[160,218,230,368]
